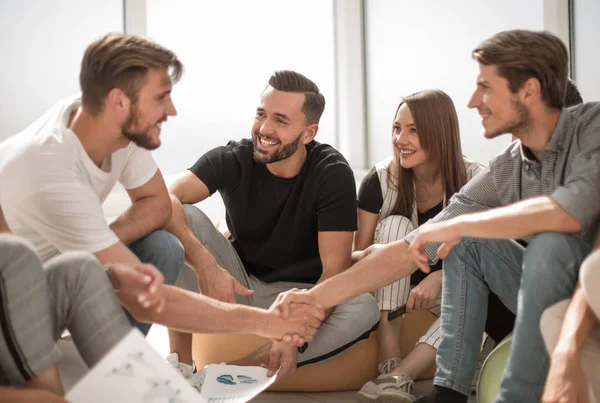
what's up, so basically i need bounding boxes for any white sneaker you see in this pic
[378,357,401,375]
[166,353,195,380]
[188,367,207,393]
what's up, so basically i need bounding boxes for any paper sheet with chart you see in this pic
[66,329,277,403]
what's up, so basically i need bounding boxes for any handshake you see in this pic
[264,288,326,347]
[105,262,326,347]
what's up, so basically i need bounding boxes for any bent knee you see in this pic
[343,293,381,329]
[46,251,106,287]
[375,215,414,244]
[0,234,42,277]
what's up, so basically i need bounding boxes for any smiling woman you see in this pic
[354,89,484,403]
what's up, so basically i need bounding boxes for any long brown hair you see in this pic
[388,89,467,217]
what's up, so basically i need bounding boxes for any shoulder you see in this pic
[307,141,353,175]
[487,140,521,171]
[462,156,485,180]
[563,102,600,140]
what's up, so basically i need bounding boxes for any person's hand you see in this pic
[352,243,384,263]
[542,349,589,403]
[409,220,464,273]
[240,342,298,379]
[265,300,324,346]
[406,271,442,311]
[10,388,67,403]
[198,266,254,303]
[110,263,165,313]
[271,288,321,319]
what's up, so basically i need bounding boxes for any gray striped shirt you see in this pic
[404,102,600,262]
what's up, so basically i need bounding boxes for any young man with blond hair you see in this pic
[0,34,323,393]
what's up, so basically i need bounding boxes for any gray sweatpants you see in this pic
[0,234,131,387]
[175,205,380,366]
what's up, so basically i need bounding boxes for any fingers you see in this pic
[233,279,255,296]
[267,346,281,377]
[137,264,164,292]
[406,293,415,311]
[437,242,453,259]
[128,264,164,309]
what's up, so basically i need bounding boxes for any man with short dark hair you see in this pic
[166,70,380,379]
[0,36,324,392]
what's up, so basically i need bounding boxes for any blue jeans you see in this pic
[126,230,184,335]
[435,233,590,402]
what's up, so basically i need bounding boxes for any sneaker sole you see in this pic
[356,391,379,403]
[377,392,416,403]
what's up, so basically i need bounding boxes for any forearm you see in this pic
[122,284,273,335]
[457,196,581,240]
[163,196,220,281]
[311,240,416,309]
[110,196,172,245]
[554,285,598,355]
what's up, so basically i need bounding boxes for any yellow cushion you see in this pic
[192,309,437,392]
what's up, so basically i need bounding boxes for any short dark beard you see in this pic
[486,96,529,139]
[253,131,304,164]
[121,103,159,150]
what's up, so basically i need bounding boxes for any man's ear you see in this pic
[521,77,542,105]
[105,88,130,115]
[302,124,319,144]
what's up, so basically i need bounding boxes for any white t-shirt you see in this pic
[0,95,158,262]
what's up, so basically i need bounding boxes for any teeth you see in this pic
[400,150,416,155]
[259,137,278,146]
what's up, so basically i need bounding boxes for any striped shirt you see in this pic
[404,102,600,262]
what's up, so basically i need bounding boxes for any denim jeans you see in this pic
[435,233,590,403]
[126,230,185,335]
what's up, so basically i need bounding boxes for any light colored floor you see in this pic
[147,325,477,403]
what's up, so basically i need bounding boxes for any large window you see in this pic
[146,0,336,176]
[573,0,600,102]
[0,0,123,142]
[363,0,544,166]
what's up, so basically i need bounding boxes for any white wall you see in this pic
[145,0,336,176]
[0,0,123,142]
[364,0,544,167]
[574,0,600,102]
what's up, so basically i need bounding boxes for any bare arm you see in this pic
[315,231,353,316]
[411,196,581,271]
[310,239,417,309]
[168,170,211,205]
[353,208,378,261]
[164,171,253,302]
[552,285,597,356]
[456,196,581,239]
[110,170,173,245]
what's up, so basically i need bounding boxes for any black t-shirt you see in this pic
[357,167,443,286]
[189,139,357,284]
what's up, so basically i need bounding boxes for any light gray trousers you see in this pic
[175,205,380,366]
[0,234,131,387]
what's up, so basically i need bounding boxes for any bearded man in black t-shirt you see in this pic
[164,70,380,379]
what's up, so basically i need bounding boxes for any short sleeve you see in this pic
[119,145,159,189]
[317,161,358,232]
[16,183,119,254]
[357,166,383,214]
[188,142,242,195]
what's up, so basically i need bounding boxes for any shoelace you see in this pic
[378,357,401,375]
